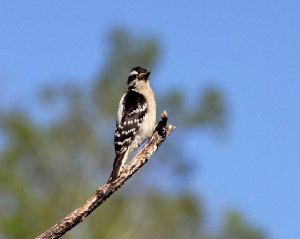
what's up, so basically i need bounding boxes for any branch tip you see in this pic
[161,110,168,120]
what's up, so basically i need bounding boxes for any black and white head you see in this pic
[127,66,151,88]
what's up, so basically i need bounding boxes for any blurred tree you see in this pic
[0,28,265,239]
[218,211,266,239]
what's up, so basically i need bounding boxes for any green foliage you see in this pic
[218,211,266,239]
[0,28,264,239]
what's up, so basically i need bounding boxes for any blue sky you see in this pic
[1,1,300,238]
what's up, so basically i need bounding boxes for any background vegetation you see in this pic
[0,29,265,239]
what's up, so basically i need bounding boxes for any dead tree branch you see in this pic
[36,111,176,239]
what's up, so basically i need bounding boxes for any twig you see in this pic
[35,111,176,239]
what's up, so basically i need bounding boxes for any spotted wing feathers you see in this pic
[114,90,148,156]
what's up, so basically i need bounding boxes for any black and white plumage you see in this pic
[108,67,156,182]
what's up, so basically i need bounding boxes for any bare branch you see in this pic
[36,111,176,239]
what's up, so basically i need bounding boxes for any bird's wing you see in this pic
[114,90,148,155]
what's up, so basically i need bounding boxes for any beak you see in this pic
[144,72,151,79]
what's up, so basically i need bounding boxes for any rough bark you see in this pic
[36,111,176,239]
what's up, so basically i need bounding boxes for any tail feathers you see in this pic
[107,151,127,183]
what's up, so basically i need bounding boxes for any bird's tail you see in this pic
[107,151,127,183]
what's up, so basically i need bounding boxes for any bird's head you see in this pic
[127,66,151,87]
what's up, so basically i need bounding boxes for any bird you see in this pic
[108,66,156,182]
